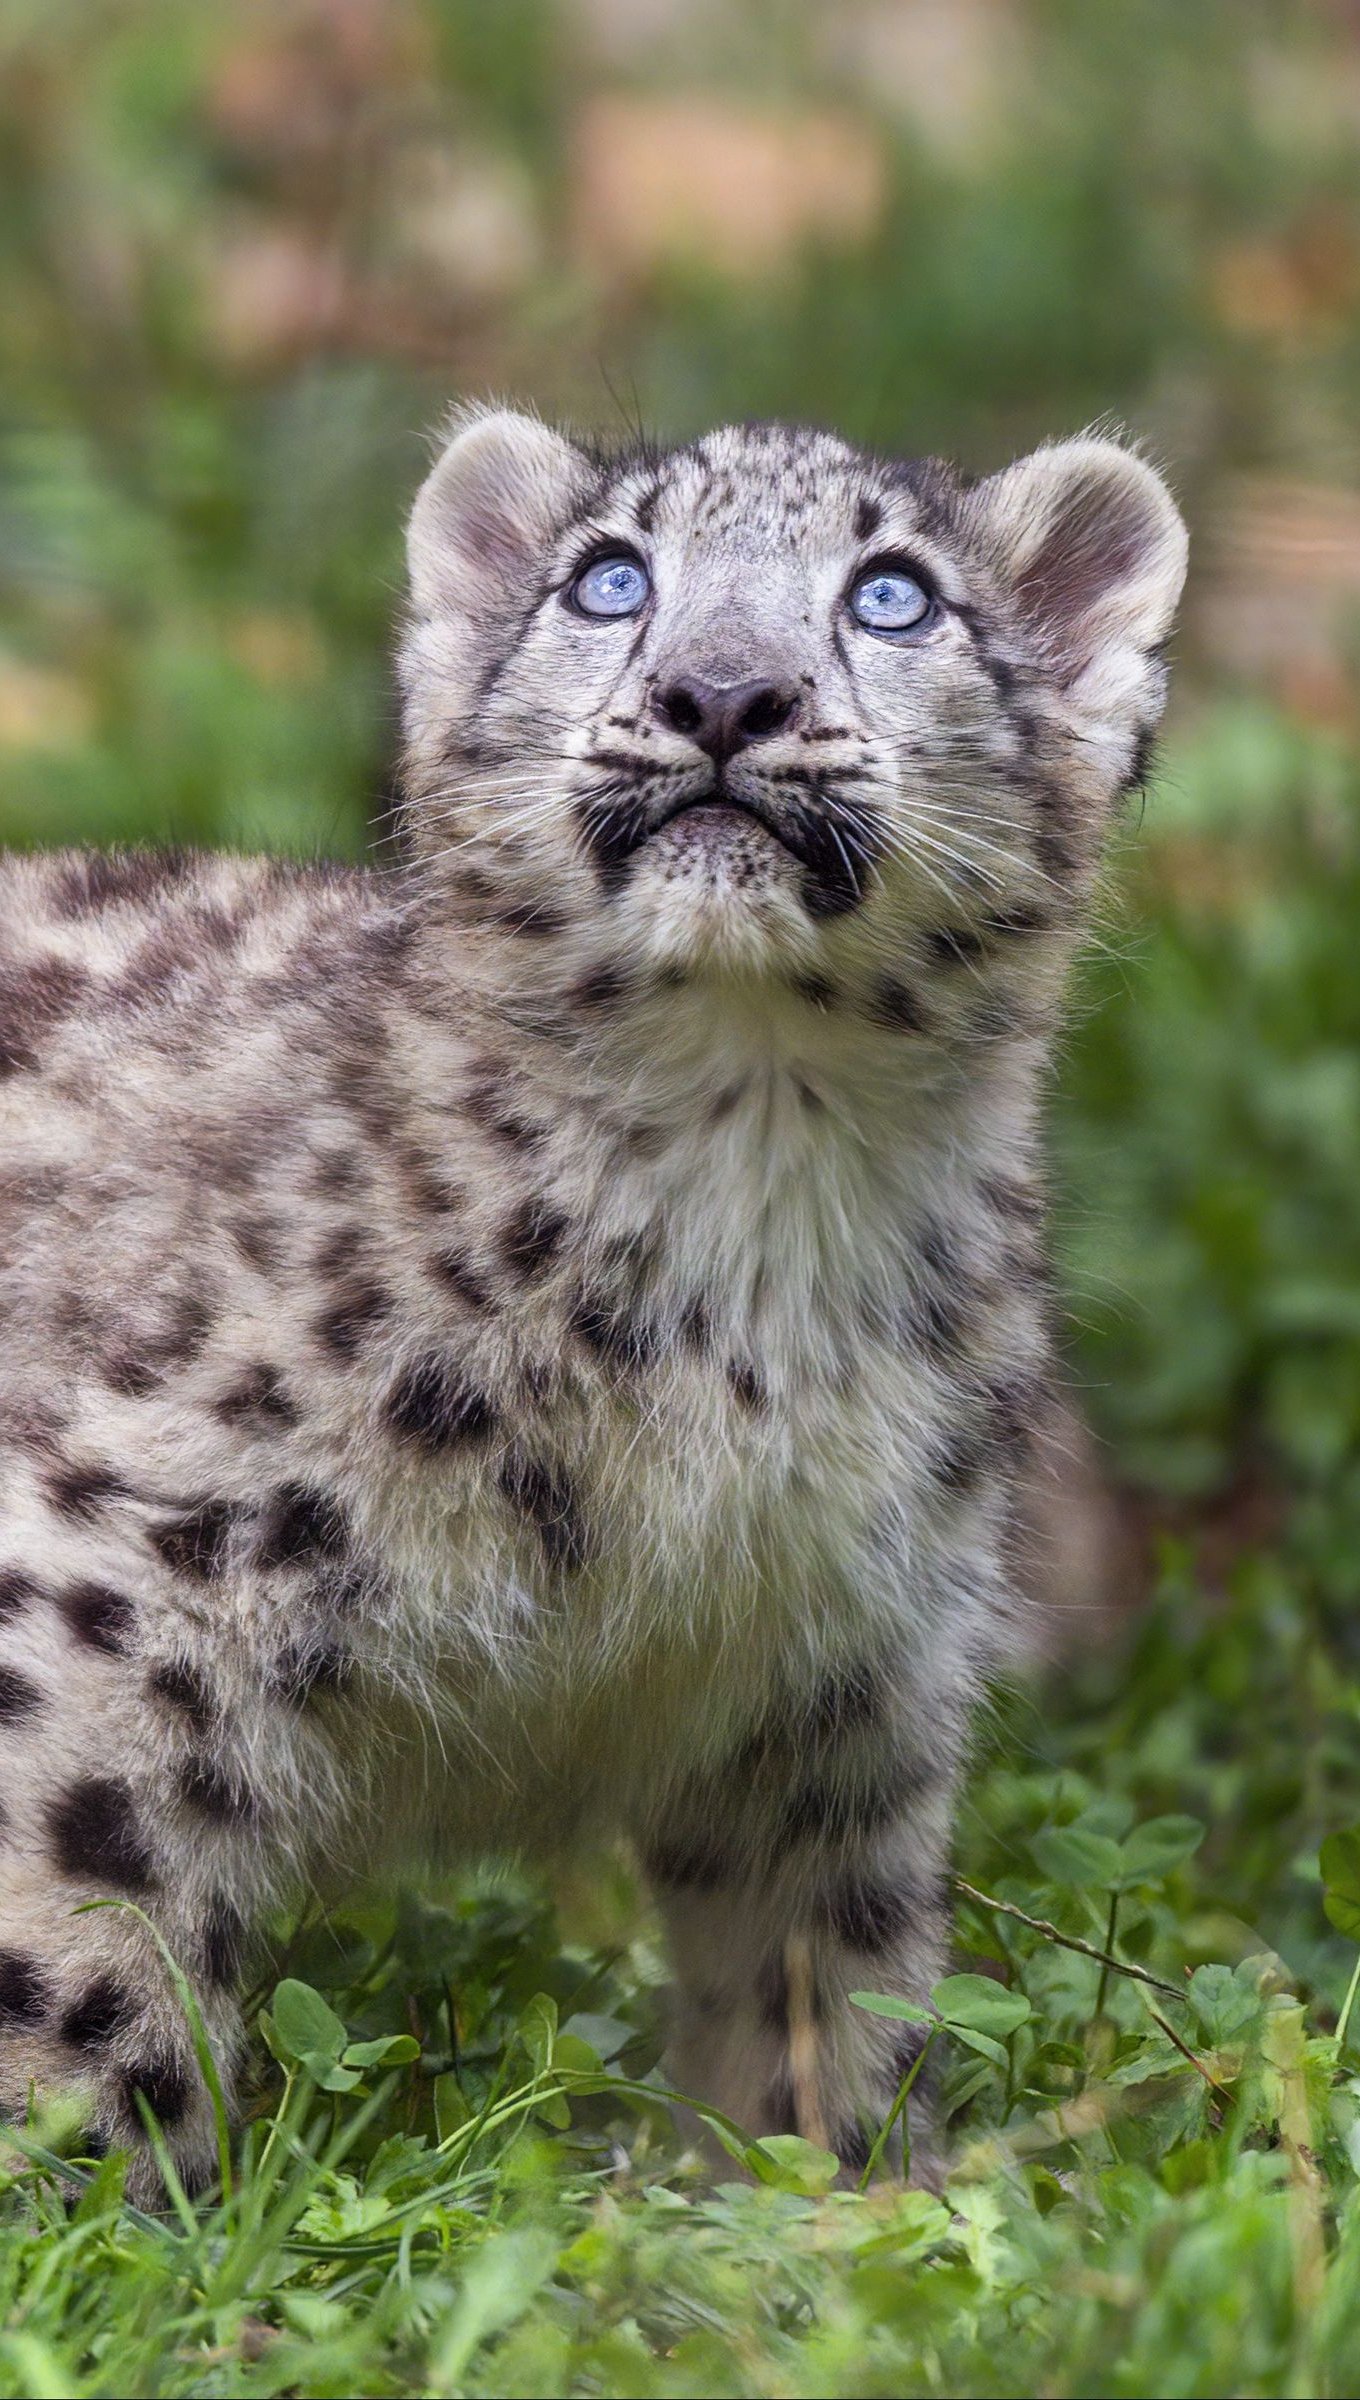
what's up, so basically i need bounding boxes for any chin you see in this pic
[626,827,815,980]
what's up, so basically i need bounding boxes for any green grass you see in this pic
[4,710,1360,2397]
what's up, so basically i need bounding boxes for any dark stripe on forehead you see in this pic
[880,453,963,540]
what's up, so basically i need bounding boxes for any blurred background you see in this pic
[3,0,1360,1641]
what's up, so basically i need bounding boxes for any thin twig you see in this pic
[1144,2004,1235,2107]
[953,1876,1183,2000]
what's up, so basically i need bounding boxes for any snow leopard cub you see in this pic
[0,409,1185,2197]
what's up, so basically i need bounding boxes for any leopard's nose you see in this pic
[652,676,799,769]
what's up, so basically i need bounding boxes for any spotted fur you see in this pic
[0,410,1185,2197]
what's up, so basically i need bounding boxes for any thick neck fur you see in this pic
[400,890,1053,1390]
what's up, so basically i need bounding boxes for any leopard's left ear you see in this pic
[966,434,1188,719]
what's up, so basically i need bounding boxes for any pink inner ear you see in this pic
[1013,480,1155,674]
[451,466,537,576]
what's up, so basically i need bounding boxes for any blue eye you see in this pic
[571,552,651,619]
[849,564,933,634]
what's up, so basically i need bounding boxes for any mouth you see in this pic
[654,789,795,854]
[577,775,879,920]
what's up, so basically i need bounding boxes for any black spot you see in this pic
[500,1199,568,1280]
[0,1949,49,2028]
[430,1247,492,1308]
[178,1753,254,1823]
[1034,825,1079,878]
[229,1214,284,1275]
[826,1872,911,1954]
[790,972,838,1012]
[0,953,91,1078]
[122,2054,191,2131]
[853,493,884,542]
[52,847,188,918]
[978,1172,1042,1224]
[58,1582,135,1656]
[499,1454,586,1570]
[311,1147,365,1200]
[779,1778,895,1848]
[113,1292,212,1387]
[61,1974,132,2050]
[256,1482,349,1571]
[0,1665,43,1723]
[464,1075,544,1152]
[867,979,927,1034]
[928,1426,989,1494]
[575,790,653,894]
[46,1461,130,1522]
[49,1777,156,1893]
[796,849,873,921]
[807,1663,881,1744]
[572,963,631,1010]
[493,899,568,939]
[645,1835,732,1892]
[571,1294,657,1373]
[214,1364,299,1428]
[981,904,1049,940]
[202,1893,246,1986]
[312,1223,366,1281]
[0,1569,38,1623]
[314,1280,391,1361]
[679,1295,713,1352]
[1121,722,1158,797]
[727,1360,766,1412]
[148,1659,215,1733]
[151,1499,236,1579]
[271,1638,354,1708]
[980,1374,1042,1461]
[386,1357,498,1451]
[927,925,987,967]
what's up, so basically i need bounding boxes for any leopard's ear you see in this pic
[406,405,593,615]
[966,434,1188,715]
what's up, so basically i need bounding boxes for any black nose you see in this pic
[652,675,799,767]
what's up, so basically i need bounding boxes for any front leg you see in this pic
[646,1672,960,2179]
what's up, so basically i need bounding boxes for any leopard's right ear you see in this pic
[406,405,593,615]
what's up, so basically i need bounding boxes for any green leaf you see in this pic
[553,2033,605,2073]
[301,2053,361,2092]
[849,1991,936,2024]
[270,1980,348,2069]
[517,1992,558,2077]
[560,2011,635,2061]
[1116,1815,1206,1887]
[931,1974,1032,2038]
[429,2228,560,2389]
[343,2033,420,2068]
[746,2134,841,2194]
[1321,1827,1360,1939]
[946,2024,1010,2066]
[1030,1825,1125,1887]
